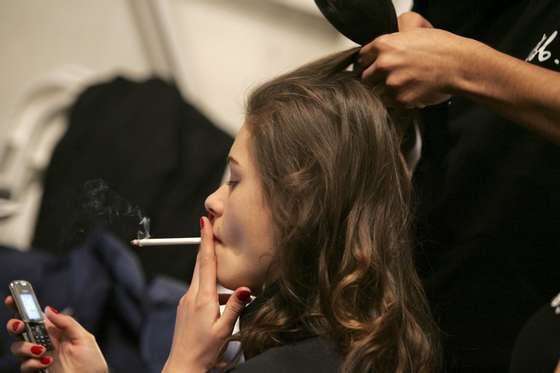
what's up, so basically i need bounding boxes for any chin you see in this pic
[217,271,256,292]
[216,270,238,291]
[217,278,241,291]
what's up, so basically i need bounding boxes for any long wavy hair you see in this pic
[230,48,440,373]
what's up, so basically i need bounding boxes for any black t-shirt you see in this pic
[411,0,560,372]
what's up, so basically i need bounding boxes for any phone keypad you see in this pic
[31,324,53,351]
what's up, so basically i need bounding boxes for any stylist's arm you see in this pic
[359,11,560,144]
[162,216,251,373]
[4,296,108,373]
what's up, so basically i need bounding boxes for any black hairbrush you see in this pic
[314,0,398,45]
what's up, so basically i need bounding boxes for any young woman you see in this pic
[5,48,440,373]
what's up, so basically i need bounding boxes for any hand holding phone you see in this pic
[9,280,54,351]
[5,283,109,373]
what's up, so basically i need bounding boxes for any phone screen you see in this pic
[20,293,42,321]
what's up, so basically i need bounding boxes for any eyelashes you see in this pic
[227,180,239,188]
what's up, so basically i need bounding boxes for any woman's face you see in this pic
[205,125,275,291]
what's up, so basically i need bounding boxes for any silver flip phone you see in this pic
[9,280,54,366]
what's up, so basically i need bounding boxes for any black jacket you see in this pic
[231,337,341,373]
[31,76,233,283]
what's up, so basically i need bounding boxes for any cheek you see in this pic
[221,191,270,251]
[214,172,275,288]
[216,206,275,289]
[220,208,247,254]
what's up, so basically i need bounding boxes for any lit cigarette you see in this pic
[131,237,201,246]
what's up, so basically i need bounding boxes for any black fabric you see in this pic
[230,337,341,373]
[509,298,560,373]
[231,284,340,372]
[31,76,233,283]
[413,0,523,42]
[0,231,185,373]
[410,1,560,372]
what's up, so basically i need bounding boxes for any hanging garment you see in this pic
[31,76,233,282]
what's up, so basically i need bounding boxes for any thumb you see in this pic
[217,288,252,332]
[44,306,87,340]
[397,11,433,31]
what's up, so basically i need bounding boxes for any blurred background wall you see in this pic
[0,0,412,137]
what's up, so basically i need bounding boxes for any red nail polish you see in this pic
[11,321,21,332]
[31,345,44,355]
[40,356,52,365]
[237,290,251,302]
[200,217,205,230]
[48,306,60,314]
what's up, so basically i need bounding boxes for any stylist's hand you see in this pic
[5,296,108,373]
[397,11,433,31]
[163,216,252,373]
[358,12,479,108]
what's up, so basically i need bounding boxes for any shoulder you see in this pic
[229,337,341,373]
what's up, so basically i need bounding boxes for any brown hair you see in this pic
[232,48,439,372]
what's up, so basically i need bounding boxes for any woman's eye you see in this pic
[227,180,239,188]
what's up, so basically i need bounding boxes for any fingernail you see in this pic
[48,306,60,314]
[11,320,21,332]
[200,217,205,230]
[237,290,252,302]
[31,345,44,355]
[40,356,52,365]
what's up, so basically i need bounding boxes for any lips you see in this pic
[212,224,224,245]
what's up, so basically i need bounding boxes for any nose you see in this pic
[205,185,225,224]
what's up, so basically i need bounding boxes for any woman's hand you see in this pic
[163,217,252,373]
[5,296,108,373]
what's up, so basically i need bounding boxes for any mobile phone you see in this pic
[9,280,54,352]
